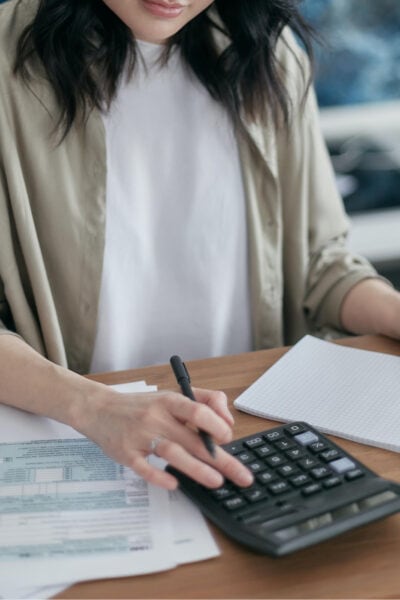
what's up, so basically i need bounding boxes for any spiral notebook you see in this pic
[234,335,400,453]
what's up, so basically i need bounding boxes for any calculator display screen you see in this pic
[274,490,398,542]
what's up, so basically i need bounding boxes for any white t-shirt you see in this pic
[90,41,252,372]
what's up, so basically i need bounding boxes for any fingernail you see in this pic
[209,471,224,488]
[227,411,235,426]
[238,469,253,487]
[223,427,233,443]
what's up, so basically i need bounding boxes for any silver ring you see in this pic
[149,436,163,454]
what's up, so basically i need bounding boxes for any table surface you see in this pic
[57,335,400,599]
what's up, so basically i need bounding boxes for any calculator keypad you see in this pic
[213,423,367,513]
[167,420,400,557]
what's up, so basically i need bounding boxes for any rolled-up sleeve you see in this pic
[300,90,383,329]
[276,37,383,335]
[304,235,381,330]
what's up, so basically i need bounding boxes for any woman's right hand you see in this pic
[74,386,254,490]
[0,336,253,491]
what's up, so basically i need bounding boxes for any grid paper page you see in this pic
[234,336,400,452]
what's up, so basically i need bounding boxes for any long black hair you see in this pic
[14,0,315,139]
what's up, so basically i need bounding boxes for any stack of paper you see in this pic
[0,381,219,599]
[234,335,400,453]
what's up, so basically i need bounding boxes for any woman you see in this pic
[0,0,399,491]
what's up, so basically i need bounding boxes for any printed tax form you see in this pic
[0,381,219,599]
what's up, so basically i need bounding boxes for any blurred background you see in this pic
[302,0,400,288]
[1,0,399,287]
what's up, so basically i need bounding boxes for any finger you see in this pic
[151,427,253,489]
[129,453,178,490]
[167,395,232,444]
[211,446,254,488]
[155,419,216,462]
[192,388,235,426]
[190,438,254,488]
[155,439,225,488]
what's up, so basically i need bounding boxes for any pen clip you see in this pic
[170,355,191,384]
[181,361,191,383]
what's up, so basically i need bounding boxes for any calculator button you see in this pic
[310,466,332,480]
[266,454,287,468]
[211,486,234,500]
[224,442,243,455]
[290,473,311,487]
[237,451,255,464]
[320,448,342,462]
[278,464,299,477]
[345,469,365,481]
[256,470,277,485]
[298,457,319,470]
[309,441,328,453]
[330,457,356,474]
[294,431,319,446]
[323,476,342,489]
[244,436,265,450]
[254,445,274,458]
[286,447,306,460]
[248,460,268,474]
[285,423,307,436]
[302,483,322,496]
[243,487,269,503]
[268,480,291,495]
[264,430,284,442]
[274,439,295,451]
[223,496,247,510]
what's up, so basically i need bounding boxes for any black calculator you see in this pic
[167,422,400,556]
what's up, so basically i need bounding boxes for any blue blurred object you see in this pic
[302,0,400,107]
[1,0,398,215]
[301,0,400,216]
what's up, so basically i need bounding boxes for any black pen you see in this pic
[170,355,216,458]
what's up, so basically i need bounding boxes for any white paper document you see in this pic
[234,335,400,453]
[0,438,173,586]
[0,381,219,599]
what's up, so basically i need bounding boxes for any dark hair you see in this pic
[14,0,314,139]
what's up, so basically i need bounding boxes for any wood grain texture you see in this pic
[57,335,400,599]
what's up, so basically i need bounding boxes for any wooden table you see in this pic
[57,335,400,599]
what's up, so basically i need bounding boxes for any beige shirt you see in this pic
[0,0,378,374]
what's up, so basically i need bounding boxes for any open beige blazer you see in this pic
[0,0,377,373]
